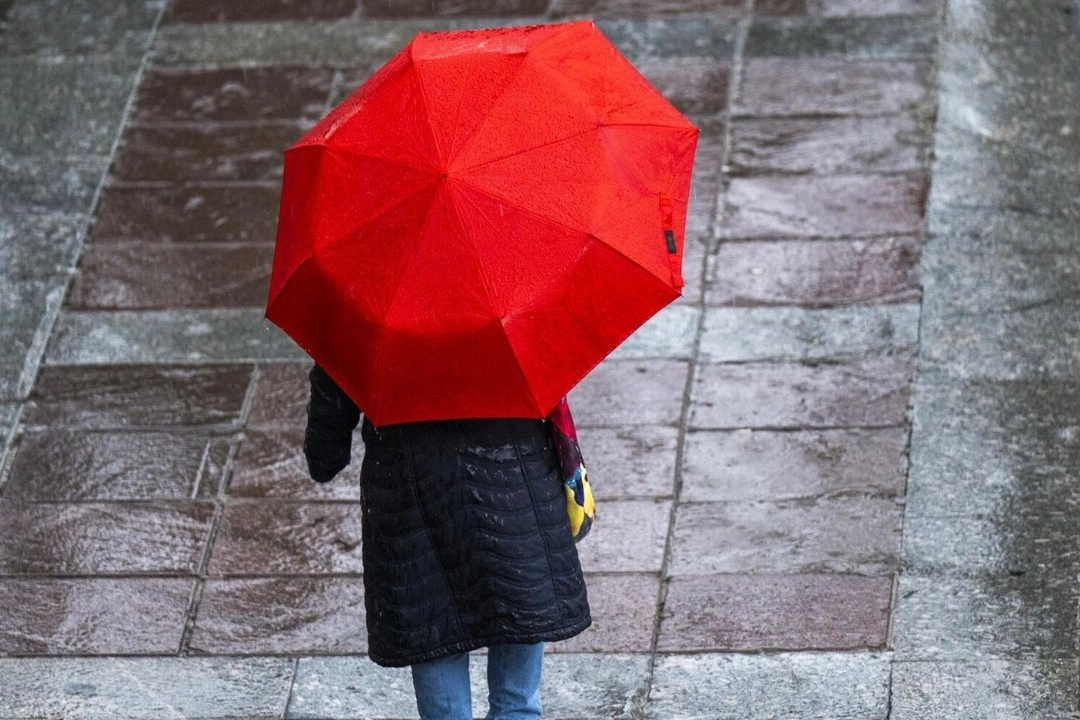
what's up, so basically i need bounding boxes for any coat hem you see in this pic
[367,613,593,668]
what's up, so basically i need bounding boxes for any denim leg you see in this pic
[411,652,472,720]
[486,643,544,720]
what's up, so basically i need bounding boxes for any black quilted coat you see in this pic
[304,366,591,668]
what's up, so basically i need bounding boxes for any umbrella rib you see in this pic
[410,49,447,170]
[318,178,441,258]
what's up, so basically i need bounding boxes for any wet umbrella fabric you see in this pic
[266,21,699,426]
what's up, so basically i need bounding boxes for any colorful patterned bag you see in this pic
[547,397,596,542]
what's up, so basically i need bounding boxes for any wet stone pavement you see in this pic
[1,0,1079,718]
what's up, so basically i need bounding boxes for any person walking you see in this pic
[303,363,592,720]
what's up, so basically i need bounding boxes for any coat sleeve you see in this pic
[304,364,361,483]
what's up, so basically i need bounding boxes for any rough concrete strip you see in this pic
[0,403,19,492]
[0,154,106,217]
[153,17,739,67]
[46,308,307,365]
[647,652,890,719]
[0,213,87,283]
[0,279,65,401]
[0,0,163,58]
[698,303,919,363]
[289,654,649,719]
[0,657,295,720]
[745,16,939,59]
[891,660,1080,719]
[610,303,699,360]
[0,56,143,157]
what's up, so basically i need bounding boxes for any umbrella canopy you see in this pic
[267,21,698,426]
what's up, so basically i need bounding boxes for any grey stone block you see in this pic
[289,654,649,719]
[46,309,308,366]
[891,660,1080,720]
[893,573,1080,661]
[0,153,105,216]
[698,304,919,363]
[0,0,163,57]
[0,657,294,719]
[745,16,939,59]
[610,303,698,361]
[595,18,739,60]
[647,651,890,719]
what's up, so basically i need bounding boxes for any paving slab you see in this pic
[669,496,902,575]
[736,58,934,117]
[698,304,919,362]
[647,651,891,719]
[550,573,659,653]
[0,213,87,283]
[289,653,649,719]
[893,573,1080,661]
[569,359,689,427]
[890,659,1080,720]
[708,235,923,307]
[577,424,679,498]
[190,576,367,655]
[575,498,671,573]
[551,0,743,18]
[0,56,141,157]
[0,577,193,655]
[756,0,943,18]
[208,501,363,575]
[689,357,913,429]
[681,427,908,502]
[0,656,294,720]
[609,303,698,361]
[229,427,364,501]
[744,15,939,59]
[2,429,232,501]
[47,310,304,366]
[658,573,892,651]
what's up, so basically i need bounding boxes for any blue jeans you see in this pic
[411,643,544,720]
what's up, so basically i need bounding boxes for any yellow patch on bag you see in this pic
[564,465,595,542]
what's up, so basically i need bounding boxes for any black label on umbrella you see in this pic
[664,229,676,254]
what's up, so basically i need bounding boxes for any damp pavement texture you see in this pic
[1,0,1080,718]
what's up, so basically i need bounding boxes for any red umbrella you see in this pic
[267,21,698,426]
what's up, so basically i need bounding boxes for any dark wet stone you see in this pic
[166,0,357,23]
[575,499,671,573]
[636,59,729,117]
[595,18,740,61]
[684,118,725,241]
[576,425,678,498]
[894,573,1080,660]
[891,660,1080,719]
[0,578,193,654]
[551,573,659,653]
[738,58,933,117]
[0,502,214,575]
[132,66,334,123]
[721,173,927,239]
[745,16,939,59]
[190,577,366,654]
[23,364,253,429]
[91,183,280,244]
[0,57,140,156]
[208,501,362,575]
[0,0,162,56]
[708,235,922,307]
[66,242,273,309]
[0,214,86,282]
[681,427,908,502]
[907,377,1080,517]
[3,430,231,501]
[229,427,363,499]
[552,0,743,18]
[246,363,309,428]
[361,0,548,17]
[729,115,926,176]
[569,360,690,427]
[669,496,902,574]
[689,357,913,429]
[0,154,103,217]
[110,124,302,182]
[658,574,892,650]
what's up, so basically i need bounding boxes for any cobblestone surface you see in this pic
[1,0,1079,717]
